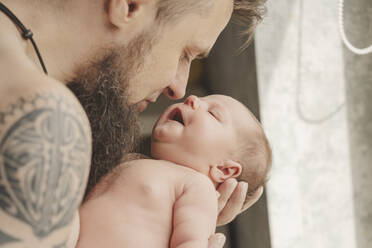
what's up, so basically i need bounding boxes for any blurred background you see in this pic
[139,0,372,247]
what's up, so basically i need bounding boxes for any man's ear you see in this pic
[209,160,242,183]
[107,0,141,28]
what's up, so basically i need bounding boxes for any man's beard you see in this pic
[67,33,154,197]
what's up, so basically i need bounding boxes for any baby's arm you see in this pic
[170,173,218,248]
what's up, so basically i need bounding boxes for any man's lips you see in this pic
[137,100,150,112]
[138,96,159,112]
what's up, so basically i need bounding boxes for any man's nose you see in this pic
[163,79,187,100]
[163,62,190,100]
[184,95,199,110]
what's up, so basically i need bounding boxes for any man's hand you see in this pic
[208,233,226,248]
[216,179,264,226]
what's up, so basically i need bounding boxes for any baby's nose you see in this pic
[184,95,199,110]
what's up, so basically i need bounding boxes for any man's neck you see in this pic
[0,0,101,83]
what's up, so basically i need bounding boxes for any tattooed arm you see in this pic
[0,82,92,247]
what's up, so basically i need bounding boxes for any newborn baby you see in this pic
[76,94,271,248]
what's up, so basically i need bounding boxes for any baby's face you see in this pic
[151,94,257,175]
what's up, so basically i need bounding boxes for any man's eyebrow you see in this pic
[197,50,211,59]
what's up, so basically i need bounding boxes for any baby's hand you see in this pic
[216,179,263,226]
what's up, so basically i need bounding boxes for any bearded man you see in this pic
[0,0,266,247]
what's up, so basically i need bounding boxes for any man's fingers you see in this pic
[241,186,264,212]
[208,233,226,248]
[217,179,238,212]
[217,181,248,226]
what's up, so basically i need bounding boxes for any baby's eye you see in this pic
[208,111,217,119]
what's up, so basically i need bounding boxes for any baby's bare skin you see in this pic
[77,95,266,248]
[77,159,218,248]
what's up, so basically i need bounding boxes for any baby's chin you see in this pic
[151,121,183,144]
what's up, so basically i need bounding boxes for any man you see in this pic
[0,0,266,247]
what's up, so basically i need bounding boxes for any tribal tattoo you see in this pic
[0,93,91,245]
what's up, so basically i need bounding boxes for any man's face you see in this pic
[127,0,234,112]
[151,95,255,175]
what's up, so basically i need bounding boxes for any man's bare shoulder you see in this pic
[0,73,91,140]
[1,72,84,109]
[0,74,92,246]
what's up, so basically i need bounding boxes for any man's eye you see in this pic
[181,51,191,62]
[196,53,205,60]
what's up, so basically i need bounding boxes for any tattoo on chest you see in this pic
[0,93,91,241]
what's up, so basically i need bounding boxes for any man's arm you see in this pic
[0,84,92,247]
[170,173,218,248]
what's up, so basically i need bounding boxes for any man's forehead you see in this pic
[181,0,233,55]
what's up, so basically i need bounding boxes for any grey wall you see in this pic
[255,0,372,247]
[343,1,372,247]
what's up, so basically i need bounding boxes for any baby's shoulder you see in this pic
[134,160,213,190]
[111,159,188,184]
[105,159,214,202]
[112,159,195,200]
[118,159,203,188]
[120,158,194,175]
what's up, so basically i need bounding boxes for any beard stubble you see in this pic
[67,32,156,197]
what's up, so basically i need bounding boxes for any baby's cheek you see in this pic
[152,123,181,143]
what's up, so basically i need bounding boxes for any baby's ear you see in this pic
[209,160,242,183]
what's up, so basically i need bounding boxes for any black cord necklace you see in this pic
[0,2,48,74]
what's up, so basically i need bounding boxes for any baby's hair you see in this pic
[233,109,272,204]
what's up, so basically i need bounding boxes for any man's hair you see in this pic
[232,0,267,49]
[234,113,272,203]
[156,0,267,49]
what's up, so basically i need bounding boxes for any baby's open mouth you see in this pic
[168,107,184,126]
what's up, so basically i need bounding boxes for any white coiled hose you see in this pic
[339,0,372,55]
